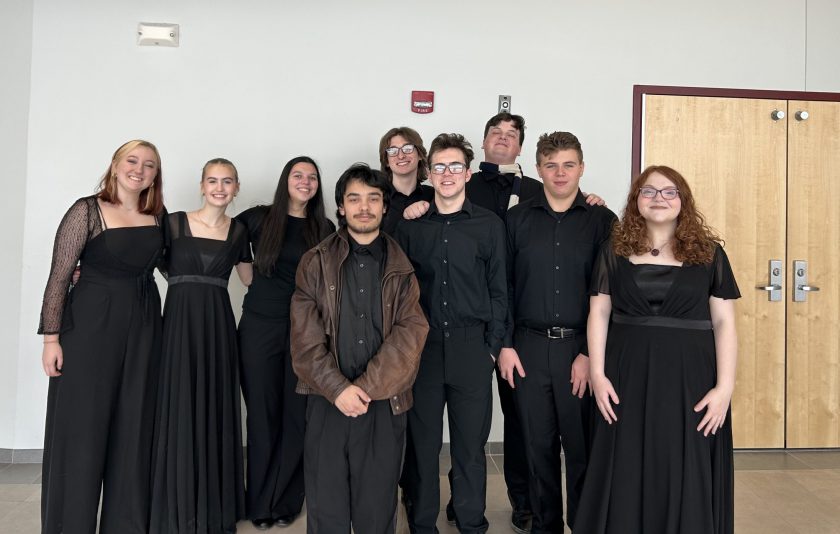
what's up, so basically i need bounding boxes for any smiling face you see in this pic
[536,149,584,207]
[428,147,472,202]
[482,119,522,165]
[201,163,238,207]
[338,178,385,239]
[637,171,682,226]
[385,134,420,180]
[112,146,159,196]
[286,161,319,207]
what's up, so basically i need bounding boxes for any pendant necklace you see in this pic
[650,240,670,257]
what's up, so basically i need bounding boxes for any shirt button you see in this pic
[444,239,448,243]
[555,290,560,294]
[444,332,450,338]
[360,263,365,268]
[446,221,451,225]
[555,313,560,317]
[444,321,449,326]
[556,242,560,246]
[443,259,447,264]
[443,281,447,285]
[555,266,559,270]
[359,288,365,293]
[358,339,364,344]
[443,301,448,306]
[360,313,366,318]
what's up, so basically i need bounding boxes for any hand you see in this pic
[334,385,371,417]
[403,201,430,220]
[591,373,619,424]
[498,347,525,388]
[42,340,63,377]
[581,191,606,207]
[570,353,590,398]
[693,386,733,437]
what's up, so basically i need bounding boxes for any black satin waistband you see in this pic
[612,313,712,330]
[168,275,228,288]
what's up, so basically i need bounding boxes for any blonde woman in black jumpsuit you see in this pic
[39,140,166,534]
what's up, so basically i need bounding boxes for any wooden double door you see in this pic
[637,89,840,448]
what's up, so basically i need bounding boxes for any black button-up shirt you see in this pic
[337,235,385,380]
[394,199,508,356]
[382,183,435,235]
[505,190,616,352]
[465,162,544,220]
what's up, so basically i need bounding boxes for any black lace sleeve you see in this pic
[38,198,95,334]
[710,244,741,299]
[233,219,254,264]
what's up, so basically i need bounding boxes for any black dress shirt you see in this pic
[505,190,616,352]
[394,199,507,356]
[337,235,386,380]
[383,183,435,235]
[465,162,544,220]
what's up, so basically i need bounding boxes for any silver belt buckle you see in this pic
[547,327,563,339]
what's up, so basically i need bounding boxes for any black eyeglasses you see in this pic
[639,186,679,200]
[431,162,467,175]
[385,144,415,157]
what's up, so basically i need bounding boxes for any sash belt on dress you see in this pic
[611,313,712,330]
[167,274,228,288]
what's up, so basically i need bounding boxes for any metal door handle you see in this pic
[793,260,818,302]
[758,260,783,301]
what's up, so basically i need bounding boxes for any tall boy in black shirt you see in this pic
[395,134,507,534]
[500,132,616,532]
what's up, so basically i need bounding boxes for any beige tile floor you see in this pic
[2,451,840,533]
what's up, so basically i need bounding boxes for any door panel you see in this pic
[643,95,788,448]
[786,100,840,448]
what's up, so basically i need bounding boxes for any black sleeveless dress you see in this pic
[575,243,740,534]
[40,196,164,534]
[149,212,251,534]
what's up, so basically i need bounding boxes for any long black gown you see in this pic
[40,196,164,534]
[149,211,251,534]
[235,206,334,521]
[575,243,740,534]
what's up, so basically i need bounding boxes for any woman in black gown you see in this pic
[39,140,166,534]
[576,165,739,534]
[149,158,252,534]
[236,156,334,530]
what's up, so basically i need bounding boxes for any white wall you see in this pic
[0,0,33,451]
[8,0,840,448]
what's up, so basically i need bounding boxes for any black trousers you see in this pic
[404,326,495,534]
[495,364,531,513]
[41,277,162,534]
[238,313,306,520]
[304,396,406,534]
[513,329,590,533]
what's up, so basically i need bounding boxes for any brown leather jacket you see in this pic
[290,228,429,415]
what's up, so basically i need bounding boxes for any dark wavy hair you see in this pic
[613,165,720,265]
[378,126,429,184]
[334,163,393,227]
[253,156,332,275]
[97,139,164,215]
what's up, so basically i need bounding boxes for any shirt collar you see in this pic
[427,197,474,218]
[534,188,589,214]
[348,233,385,263]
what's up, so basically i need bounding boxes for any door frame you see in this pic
[630,85,840,178]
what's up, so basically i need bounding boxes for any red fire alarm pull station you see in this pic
[411,91,434,114]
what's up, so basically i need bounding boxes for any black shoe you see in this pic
[510,510,532,534]
[251,518,273,530]
[274,514,298,527]
[445,500,456,525]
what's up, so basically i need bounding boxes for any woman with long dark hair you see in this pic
[39,140,166,533]
[575,165,739,533]
[236,156,335,530]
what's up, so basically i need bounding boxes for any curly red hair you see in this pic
[613,165,720,265]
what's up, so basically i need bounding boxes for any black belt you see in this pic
[612,313,712,330]
[517,326,580,339]
[168,274,228,288]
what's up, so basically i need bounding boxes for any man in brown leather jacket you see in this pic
[290,163,429,534]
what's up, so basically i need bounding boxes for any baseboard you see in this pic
[0,449,43,464]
